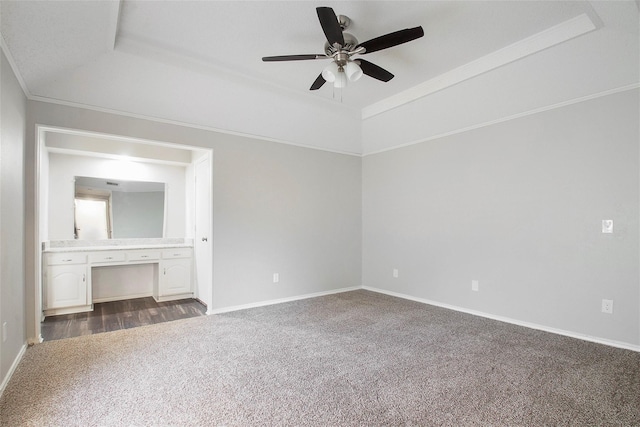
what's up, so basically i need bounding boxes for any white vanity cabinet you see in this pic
[156,249,193,302]
[43,253,91,314]
[43,244,194,317]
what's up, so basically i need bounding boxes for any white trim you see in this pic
[46,147,192,167]
[193,153,214,311]
[41,124,206,165]
[27,335,43,346]
[0,33,31,98]
[210,286,361,315]
[363,83,640,156]
[362,13,598,120]
[39,124,211,153]
[28,96,362,157]
[0,343,27,398]
[31,125,43,347]
[363,286,640,353]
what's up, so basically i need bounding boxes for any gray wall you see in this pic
[362,89,639,346]
[212,135,362,307]
[1,50,27,386]
[25,100,362,340]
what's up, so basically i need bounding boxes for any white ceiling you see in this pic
[1,1,638,154]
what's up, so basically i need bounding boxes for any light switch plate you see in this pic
[602,220,613,233]
[472,280,479,292]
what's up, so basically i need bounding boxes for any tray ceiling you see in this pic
[1,1,638,154]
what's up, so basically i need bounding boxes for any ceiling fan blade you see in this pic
[316,7,344,47]
[310,74,326,90]
[358,26,424,54]
[357,59,394,82]
[262,54,326,62]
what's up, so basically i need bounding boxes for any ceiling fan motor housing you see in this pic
[324,32,359,56]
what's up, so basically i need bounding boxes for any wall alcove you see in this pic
[35,126,213,341]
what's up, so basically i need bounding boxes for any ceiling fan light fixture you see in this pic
[345,60,363,82]
[321,61,339,82]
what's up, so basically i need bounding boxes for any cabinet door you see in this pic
[45,264,89,309]
[160,259,192,296]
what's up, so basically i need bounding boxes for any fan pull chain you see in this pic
[332,86,343,103]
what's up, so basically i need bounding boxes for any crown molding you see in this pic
[29,95,362,157]
[0,32,32,98]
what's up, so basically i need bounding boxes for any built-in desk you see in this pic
[42,240,193,317]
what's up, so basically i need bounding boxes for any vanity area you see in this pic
[42,238,194,317]
[34,127,212,342]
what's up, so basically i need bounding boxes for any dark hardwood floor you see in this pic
[41,297,207,341]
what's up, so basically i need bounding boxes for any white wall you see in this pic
[25,100,362,342]
[47,152,186,240]
[1,49,27,389]
[362,89,639,346]
[92,264,155,302]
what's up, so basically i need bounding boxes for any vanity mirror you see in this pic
[74,176,166,240]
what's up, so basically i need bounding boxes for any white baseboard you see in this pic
[0,342,27,398]
[210,286,361,315]
[27,334,43,346]
[363,286,640,353]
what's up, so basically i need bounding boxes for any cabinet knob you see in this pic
[201,237,208,242]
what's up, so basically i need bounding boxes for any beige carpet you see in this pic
[2,290,639,426]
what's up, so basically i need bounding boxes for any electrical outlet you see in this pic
[471,280,479,292]
[273,273,279,283]
[2,322,7,343]
[393,268,399,278]
[601,299,613,314]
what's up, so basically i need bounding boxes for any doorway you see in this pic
[74,195,112,240]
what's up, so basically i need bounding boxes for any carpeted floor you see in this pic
[2,290,639,426]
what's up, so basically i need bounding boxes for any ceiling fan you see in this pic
[262,7,424,90]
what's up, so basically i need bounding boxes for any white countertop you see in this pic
[42,238,193,253]
[43,244,192,253]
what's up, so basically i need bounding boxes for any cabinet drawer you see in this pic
[90,251,126,263]
[47,253,87,265]
[128,251,161,262]
[162,249,192,259]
